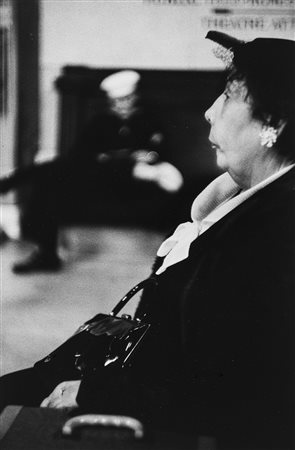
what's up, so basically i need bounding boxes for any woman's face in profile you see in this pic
[205,80,263,186]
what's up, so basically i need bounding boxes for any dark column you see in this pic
[13,0,39,233]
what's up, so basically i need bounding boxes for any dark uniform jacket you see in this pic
[77,167,295,449]
[72,107,167,160]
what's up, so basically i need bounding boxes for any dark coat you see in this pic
[77,167,295,449]
[72,107,168,161]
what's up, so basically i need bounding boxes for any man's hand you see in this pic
[40,380,81,409]
[133,161,183,192]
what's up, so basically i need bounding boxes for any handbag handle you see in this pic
[110,276,158,316]
[62,414,144,438]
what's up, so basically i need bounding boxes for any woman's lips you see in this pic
[209,140,219,151]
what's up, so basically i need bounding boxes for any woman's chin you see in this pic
[215,151,227,171]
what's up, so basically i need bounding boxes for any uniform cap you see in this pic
[100,70,140,98]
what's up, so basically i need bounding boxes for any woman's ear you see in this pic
[259,116,287,149]
[276,119,287,138]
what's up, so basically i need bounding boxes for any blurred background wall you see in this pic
[39,0,220,163]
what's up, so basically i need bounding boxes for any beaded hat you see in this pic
[206,31,295,94]
[206,31,295,117]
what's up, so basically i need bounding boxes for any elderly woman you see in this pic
[0,32,294,449]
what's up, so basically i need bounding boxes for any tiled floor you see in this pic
[0,226,164,376]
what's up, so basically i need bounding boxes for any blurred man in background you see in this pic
[0,70,183,273]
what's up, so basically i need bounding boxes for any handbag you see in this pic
[34,277,157,379]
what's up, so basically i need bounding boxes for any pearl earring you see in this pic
[259,126,278,148]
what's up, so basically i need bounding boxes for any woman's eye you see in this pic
[223,90,230,100]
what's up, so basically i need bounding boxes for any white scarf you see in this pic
[156,165,294,275]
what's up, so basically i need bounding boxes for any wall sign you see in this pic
[144,0,295,38]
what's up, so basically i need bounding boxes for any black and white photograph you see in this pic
[0,0,294,448]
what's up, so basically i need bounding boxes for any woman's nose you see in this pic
[204,105,213,124]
